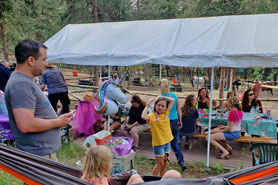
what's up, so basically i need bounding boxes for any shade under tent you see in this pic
[45,13,278,168]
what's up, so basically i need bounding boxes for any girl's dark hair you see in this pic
[132,95,146,106]
[198,88,209,101]
[153,97,169,113]
[182,94,196,116]
[242,89,257,108]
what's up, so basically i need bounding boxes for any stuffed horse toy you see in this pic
[94,77,128,115]
[82,78,128,154]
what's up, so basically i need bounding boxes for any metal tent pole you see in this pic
[206,67,214,171]
[160,64,162,81]
[107,66,111,132]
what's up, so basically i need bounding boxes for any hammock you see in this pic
[0,144,91,185]
[1,144,278,185]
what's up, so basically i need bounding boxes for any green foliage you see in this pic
[0,0,13,19]
[140,0,180,19]
[56,139,86,168]
[64,0,135,24]
[0,170,22,185]
[0,0,67,52]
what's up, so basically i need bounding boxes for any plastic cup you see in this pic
[266,110,271,119]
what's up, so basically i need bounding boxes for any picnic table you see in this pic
[198,111,277,138]
[0,115,14,142]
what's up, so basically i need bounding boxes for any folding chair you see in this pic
[250,143,278,166]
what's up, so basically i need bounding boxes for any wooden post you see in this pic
[219,67,226,107]
[0,23,9,61]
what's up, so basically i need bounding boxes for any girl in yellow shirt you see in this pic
[141,96,175,176]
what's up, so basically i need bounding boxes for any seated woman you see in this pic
[223,91,235,111]
[206,96,243,159]
[197,88,210,109]
[104,108,123,133]
[121,95,149,151]
[242,89,263,113]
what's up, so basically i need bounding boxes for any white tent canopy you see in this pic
[45,13,278,169]
[45,13,278,68]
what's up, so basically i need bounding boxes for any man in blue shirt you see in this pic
[0,60,11,92]
[40,63,70,114]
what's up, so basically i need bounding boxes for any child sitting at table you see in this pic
[206,96,243,160]
[180,94,199,150]
[81,145,113,185]
[223,91,235,111]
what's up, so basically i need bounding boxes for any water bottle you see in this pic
[251,106,255,114]
[250,106,256,117]
[113,161,122,174]
[256,105,260,113]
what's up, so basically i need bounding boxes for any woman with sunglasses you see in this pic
[241,89,263,113]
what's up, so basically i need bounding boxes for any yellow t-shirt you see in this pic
[147,109,173,146]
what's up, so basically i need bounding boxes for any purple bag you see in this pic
[110,137,133,156]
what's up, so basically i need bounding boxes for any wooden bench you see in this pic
[144,130,272,151]
[192,133,271,143]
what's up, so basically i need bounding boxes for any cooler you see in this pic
[113,150,135,174]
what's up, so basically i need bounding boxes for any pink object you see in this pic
[228,110,244,124]
[72,100,103,136]
[238,93,244,100]
[110,137,133,156]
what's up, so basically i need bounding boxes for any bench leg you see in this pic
[189,137,194,150]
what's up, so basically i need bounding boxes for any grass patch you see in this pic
[0,170,22,185]
[56,140,85,168]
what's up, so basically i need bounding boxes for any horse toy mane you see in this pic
[94,77,128,115]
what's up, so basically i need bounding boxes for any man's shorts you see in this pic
[153,142,171,156]
[134,124,150,132]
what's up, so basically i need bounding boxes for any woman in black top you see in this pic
[241,89,263,113]
[197,88,210,109]
[121,95,149,151]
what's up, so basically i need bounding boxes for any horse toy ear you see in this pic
[108,77,113,84]
[114,76,121,87]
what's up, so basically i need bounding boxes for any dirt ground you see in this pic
[61,68,278,120]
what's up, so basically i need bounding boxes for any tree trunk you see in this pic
[232,68,236,80]
[214,68,217,90]
[93,0,98,23]
[137,66,140,75]
[136,0,141,19]
[219,67,226,107]
[92,0,99,86]
[182,67,186,82]
[0,23,9,61]
[226,68,231,89]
